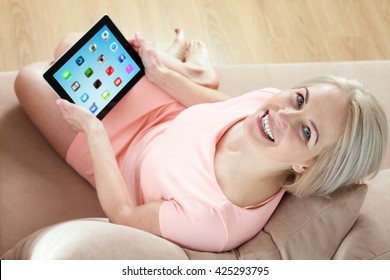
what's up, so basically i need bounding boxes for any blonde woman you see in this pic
[14,31,388,252]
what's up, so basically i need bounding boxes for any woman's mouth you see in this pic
[258,111,275,142]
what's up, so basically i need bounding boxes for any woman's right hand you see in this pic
[56,99,103,134]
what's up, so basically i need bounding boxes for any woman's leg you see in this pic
[14,33,84,160]
[183,39,219,89]
[53,32,83,60]
[15,61,78,160]
[159,29,219,89]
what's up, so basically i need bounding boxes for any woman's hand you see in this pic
[56,99,102,133]
[129,32,168,84]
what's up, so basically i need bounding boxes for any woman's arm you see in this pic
[57,99,162,236]
[133,33,231,107]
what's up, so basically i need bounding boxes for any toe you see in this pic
[174,28,186,41]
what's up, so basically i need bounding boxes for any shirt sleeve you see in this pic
[159,197,228,253]
[158,189,286,253]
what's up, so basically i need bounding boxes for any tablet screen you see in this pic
[44,15,144,119]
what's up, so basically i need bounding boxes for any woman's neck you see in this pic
[214,121,288,207]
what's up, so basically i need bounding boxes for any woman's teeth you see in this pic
[262,113,275,141]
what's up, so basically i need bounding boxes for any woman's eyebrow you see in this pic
[304,87,309,104]
[304,87,319,145]
[310,120,319,145]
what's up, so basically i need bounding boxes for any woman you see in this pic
[14,30,388,252]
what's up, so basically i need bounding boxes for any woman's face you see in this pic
[243,83,349,173]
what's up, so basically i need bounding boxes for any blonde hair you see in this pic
[285,75,388,198]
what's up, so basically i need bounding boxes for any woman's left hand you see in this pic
[131,32,167,84]
[56,99,102,133]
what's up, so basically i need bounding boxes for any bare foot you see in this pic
[183,40,219,89]
[159,30,219,89]
[158,28,189,71]
[164,28,187,62]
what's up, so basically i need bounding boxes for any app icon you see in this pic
[89,43,97,52]
[93,79,102,89]
[89,103,98,114]
[75,56,85,66]
[97,54,106,64]
[80,93,89,103]
[101,30,109,41]
[102,90,110,100]
[126,64,134,74]
[114,77,122,87]
[62,70,71,80]
[118,53,126,63]
[71,81,80,91]
[85,68,93,78]
[106,66,114,76]
[110,42,118,52]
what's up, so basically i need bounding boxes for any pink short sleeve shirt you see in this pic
[137,88,285,252]
[67,79,285,252]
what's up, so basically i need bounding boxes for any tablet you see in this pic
[44,15,144,119]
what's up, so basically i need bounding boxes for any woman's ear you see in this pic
[292,164,307,174]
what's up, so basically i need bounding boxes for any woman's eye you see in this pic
[297,93,305,108]
[303,126,311,141]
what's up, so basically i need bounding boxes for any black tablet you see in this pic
[44,15,144,119]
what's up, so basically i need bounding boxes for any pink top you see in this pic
[67,77,285,252]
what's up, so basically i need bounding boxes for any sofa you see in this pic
[1,60,389,260]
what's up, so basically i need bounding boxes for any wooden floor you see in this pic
[1,0,389,71]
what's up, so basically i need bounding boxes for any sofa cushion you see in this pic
[333,169,390,259]
[237,184,367,259]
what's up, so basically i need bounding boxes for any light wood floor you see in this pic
[1,0,389,71]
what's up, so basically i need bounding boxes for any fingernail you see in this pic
[56,99,62,106]
[135,32,142,39]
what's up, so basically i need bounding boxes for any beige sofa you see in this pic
[1,61,390,260]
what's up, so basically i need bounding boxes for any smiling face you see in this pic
[242,84,349,174]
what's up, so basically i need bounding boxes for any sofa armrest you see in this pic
[1,218,188,260]
[0,72,105,256]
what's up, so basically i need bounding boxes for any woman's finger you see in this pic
[129,38,140,53]
[55,98,95,131]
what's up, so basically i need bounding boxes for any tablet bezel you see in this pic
[43,15,144,120]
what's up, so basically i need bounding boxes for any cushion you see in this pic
[333,170,390,259]
[237,184,367,259]
[1,218,188,260]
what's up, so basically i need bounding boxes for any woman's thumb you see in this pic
[135,32,143,42]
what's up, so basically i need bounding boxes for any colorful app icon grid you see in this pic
[53,25,141,117]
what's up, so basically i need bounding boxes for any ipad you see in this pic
[44,15,144,119]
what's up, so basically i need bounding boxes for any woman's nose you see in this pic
[275,108,300,129]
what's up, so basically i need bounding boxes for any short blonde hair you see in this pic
[285,75,388,198]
